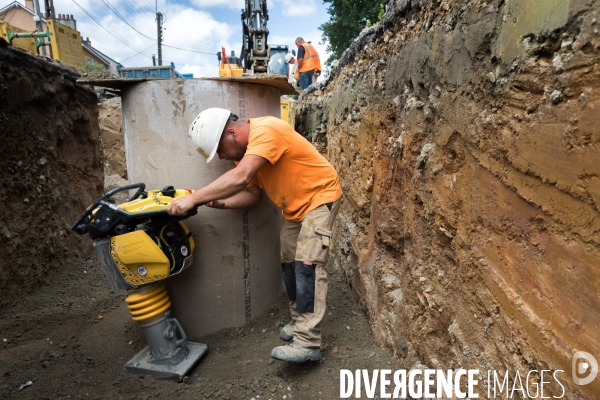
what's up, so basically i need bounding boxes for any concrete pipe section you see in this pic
[111,77,294,338]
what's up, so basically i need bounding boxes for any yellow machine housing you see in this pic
[119,189,195,214]
[73,184,197,288]
[219,63,244,77]
[110,221,195,287]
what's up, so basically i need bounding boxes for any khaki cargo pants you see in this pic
[280,199,340,348]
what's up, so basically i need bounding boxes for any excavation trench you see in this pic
[1,0,600,398]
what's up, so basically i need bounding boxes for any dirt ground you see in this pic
[0,255,397,400]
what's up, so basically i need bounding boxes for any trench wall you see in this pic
[297,0,600,397]
[0,41,103,305]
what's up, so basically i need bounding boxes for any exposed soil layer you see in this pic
[298,0,600,398]
[97,96,127,199]
[0,41,104,305]
[98,98,126,179]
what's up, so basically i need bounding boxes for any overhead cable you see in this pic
[162,44,215,56]
[71,0,152,59]
[119,43,156,63]
[101,0,155,41]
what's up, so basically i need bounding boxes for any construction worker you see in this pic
[167,108,342,363]
[295,37,321,90]
[284,52,299,86]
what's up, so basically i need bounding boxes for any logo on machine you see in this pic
[137,265,147,276]
[180,246,189,256]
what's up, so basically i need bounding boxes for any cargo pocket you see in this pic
[311,227,332,264]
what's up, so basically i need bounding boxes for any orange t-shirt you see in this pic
[244,117,342,222]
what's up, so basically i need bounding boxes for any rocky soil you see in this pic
[297,0,600,398]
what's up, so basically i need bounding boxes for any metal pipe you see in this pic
[8,29,52,53]
[8,30,50,40]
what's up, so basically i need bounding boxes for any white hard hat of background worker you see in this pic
[284,53,296,64]
[188,107,237,163]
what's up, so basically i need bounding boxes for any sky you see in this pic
[1,0,331,77]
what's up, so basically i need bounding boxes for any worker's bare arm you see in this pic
[207,185,262,209]
[167,155,268,216]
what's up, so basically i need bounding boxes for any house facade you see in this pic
[1,1,121,74]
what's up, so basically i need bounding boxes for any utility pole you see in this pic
[32,0,46,55]
[156,12,163,66]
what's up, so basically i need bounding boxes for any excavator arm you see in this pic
[241,0,270,74]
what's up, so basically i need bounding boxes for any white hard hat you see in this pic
[188,107,231,163]
[284,53,294,63]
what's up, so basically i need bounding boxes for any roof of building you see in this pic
[82,41,121,67]
[0,1,41,19]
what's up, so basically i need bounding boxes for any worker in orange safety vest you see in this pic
[295,37,321,90]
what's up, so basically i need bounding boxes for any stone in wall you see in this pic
[298,0,600,398]
[0,40,104,305]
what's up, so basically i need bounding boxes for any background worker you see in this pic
[295,37,322,90]
[167,108,343,363]
[284,52,299,86]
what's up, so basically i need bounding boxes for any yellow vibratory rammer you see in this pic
[71,183,207,380]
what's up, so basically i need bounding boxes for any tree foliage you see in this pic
[85,61,105,73]
[319,0,388,66]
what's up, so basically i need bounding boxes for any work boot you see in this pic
[270,340,321,363]
[279,320,296,341]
